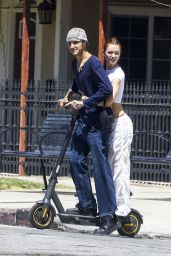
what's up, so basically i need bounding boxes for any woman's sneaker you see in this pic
[117,215,131,224]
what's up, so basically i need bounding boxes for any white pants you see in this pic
[108,114,133,217]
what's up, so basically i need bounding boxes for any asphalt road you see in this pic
[0,225,171,256]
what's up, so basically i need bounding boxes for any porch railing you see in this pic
[0,80,170,182]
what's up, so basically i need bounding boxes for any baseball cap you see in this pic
[66,27,88,42]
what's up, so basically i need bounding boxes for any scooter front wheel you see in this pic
[29,203,55,229]
[117,209,142,237]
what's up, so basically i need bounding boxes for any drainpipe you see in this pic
[19,0,30,176]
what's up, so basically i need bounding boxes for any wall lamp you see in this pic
[37,0,56,24]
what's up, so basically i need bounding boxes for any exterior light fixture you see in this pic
[37,0,56,24]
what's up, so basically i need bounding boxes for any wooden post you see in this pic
[19,0,30,176]
[98,0,106,64]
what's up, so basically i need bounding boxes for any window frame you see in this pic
[107,5,171,82]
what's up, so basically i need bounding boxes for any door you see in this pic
[14,12,36,80]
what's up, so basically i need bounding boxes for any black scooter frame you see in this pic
[36,111,100,226]
[30,111,143,236]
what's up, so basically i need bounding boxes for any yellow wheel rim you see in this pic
[33,206,52,228]
[120,214,140,235]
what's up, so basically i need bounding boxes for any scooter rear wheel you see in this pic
[117,209,142,237]
[29,203,55,229]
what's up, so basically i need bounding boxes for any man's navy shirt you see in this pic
[71,55,113,113]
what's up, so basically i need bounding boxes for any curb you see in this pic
[0,209,16,226]
[131,180,171,187]
[1,208,171,240]
[0,209,60,229]
[0,209,33,228]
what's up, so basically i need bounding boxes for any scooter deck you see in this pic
[58,213,100,226]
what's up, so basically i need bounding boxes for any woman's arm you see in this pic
[105,78,121,107]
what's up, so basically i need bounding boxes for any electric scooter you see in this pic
[29,108,143,237]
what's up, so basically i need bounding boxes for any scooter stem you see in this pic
[42,111,78,206]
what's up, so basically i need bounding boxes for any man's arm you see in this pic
[83,61,113,109]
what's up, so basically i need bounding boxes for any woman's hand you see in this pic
[81,96,88,101]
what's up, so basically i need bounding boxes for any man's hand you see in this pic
[57,97,69,108]
[65,100,83,110]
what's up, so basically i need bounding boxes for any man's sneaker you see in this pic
[66,207,97,217]
[94,215,121,235]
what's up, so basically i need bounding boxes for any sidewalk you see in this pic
[0,174,171,239]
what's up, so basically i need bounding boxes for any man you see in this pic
[58,27,120,235]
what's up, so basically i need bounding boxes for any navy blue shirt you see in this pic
[71,55,113,112]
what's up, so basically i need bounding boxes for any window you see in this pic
[19,17,36,39]
[110,16,148,81]
[152,17,171,81]
[109,12,171,82]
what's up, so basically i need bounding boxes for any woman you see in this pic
[59,28,120,235]
[104,37,133,221]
